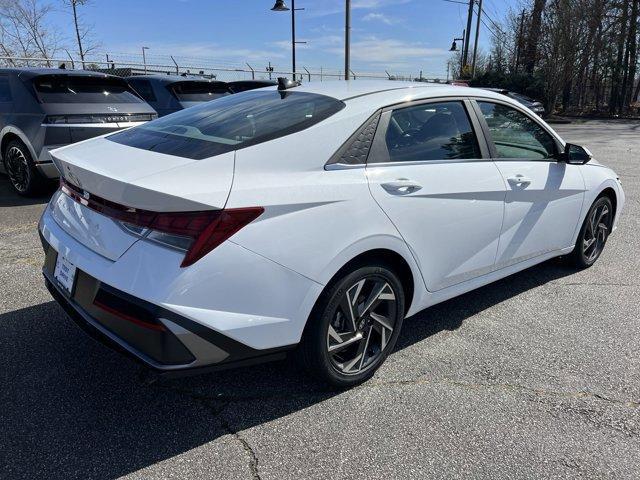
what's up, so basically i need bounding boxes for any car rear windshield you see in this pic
[33,75,144,104]
[170,81,231,102]
[108,90,346,159]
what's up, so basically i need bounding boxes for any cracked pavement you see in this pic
[1,120,639,479]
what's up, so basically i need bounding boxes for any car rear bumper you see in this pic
[38,197,322,375]
[42,236,294,375]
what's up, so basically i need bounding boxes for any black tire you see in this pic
[300,264,405,388]
[3,139,47,196]
[568,196,614,268]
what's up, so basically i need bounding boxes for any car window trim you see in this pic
[325,109,382,170]
[368,96,491,166]
[469,97,564,162]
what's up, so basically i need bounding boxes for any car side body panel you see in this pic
[225,107,428,316]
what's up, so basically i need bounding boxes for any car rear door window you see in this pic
[380,101,480,163]
[477,102,556,159]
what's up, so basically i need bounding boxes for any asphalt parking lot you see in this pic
[1,120,639,479]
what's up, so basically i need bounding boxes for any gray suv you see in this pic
[0,68,157,195]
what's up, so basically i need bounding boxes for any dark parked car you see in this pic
[227,79,278,93]
[480,88,545,116]
[0,68,156,195]
[126,75,232,117]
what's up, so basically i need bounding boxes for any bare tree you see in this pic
[486,0,639,114]
[0,0,61,65]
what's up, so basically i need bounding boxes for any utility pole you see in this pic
[345,0,351,80]
[514,9,526,73]
[471,0,483,77]
[463,0,474,74]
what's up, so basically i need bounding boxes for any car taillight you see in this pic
[60,179,263,267]
[148,208,264,267]
[44,113,156,124]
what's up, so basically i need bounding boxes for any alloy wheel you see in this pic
[583,202,611,263]
[5,146,30,193]
[326,276,398,375]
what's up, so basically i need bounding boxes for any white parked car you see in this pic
[39,79,624,387]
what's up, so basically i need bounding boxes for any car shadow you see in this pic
[0,175,56,208]
[1,258,576,479]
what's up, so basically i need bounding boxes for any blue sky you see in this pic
[49,0,513,78]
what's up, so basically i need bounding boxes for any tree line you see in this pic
[471,0,640,115]
[0,0,97,67]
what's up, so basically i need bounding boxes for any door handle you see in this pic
[507,175,532,187]
[381,179,422,195]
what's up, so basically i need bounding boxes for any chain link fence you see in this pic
[0,54,447,84]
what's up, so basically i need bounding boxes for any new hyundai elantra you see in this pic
[39,79,624,387]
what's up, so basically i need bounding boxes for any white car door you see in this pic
[474,100,585,268]
[366,99,506,292]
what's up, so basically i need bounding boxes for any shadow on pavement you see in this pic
[0,259,576,479]
[0,175,56,208]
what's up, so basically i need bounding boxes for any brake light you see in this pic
[44,113,157,124]
[150,208,264,267]
[60,179,263,267]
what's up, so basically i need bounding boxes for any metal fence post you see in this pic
[246,63,255,80]
[303,67,311,82]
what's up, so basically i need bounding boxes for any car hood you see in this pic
[51,136,234,212]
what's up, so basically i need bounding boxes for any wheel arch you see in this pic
[0,126,37,162]
[316,238,425,318]
[597,186,617,219]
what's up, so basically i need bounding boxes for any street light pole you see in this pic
[291,0,296,77]
[271,0,305,81]
[450,30,465,78]
[345,0,351,80]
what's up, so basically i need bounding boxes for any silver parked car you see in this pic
[480,88,545,116]
[0,68,157,195]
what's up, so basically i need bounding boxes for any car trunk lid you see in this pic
[50,137,235,260]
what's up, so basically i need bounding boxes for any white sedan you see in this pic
[39,79,624,387]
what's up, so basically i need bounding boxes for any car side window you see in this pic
[0,76,12,102]
[381,101,480,163]
[477,101,556,160]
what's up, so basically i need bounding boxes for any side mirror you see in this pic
[559,143,593,164]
